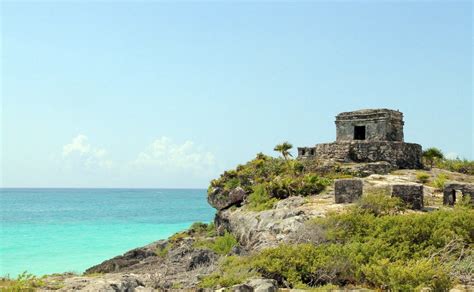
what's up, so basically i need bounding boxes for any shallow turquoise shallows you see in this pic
[0,188,215,277]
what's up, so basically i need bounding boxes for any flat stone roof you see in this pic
[336,108,403,121]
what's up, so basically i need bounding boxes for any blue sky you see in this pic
[1,1,472,188]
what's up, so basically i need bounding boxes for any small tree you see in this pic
[423,147,444,168]
[274,142,293,160]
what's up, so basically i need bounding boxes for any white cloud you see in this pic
[133,136,216,174]
[62,134,113,169]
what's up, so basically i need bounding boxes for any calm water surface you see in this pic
[0,188,214,277]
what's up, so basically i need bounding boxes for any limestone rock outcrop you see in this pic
[208,187,247,210]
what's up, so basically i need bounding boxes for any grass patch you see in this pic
[199,256,256,288]
[0,272,45,291]
[246,184,278,211]
[416,171,430,184]
[194,232,238,255]
[435,158,474,175]
[356,189,405,216]
[429,173,449,190]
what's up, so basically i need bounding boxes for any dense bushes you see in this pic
[194,232,237,255]
[0,272,46,291]
[436,158,474,175]
[355,189,404,216]
[201,201,474,290]
[209,154,331,210]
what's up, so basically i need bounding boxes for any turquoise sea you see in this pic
[0,188,215,277]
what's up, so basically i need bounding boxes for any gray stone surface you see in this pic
[341,161,394,177]
[297,109,422,169]
[443,182,474,206]
[391,183,424,210]
[214,196,328,250]
[208,186,247,210]
[335,109,404,142]
[334,179,363,203]
[246,279,278,292]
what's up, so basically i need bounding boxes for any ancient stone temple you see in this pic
[298,109,422,169]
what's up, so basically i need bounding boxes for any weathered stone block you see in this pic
[391,183,424,210]
[443,182,474,206]
[334,179,363,203]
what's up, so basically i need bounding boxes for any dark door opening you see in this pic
[452,189,456,204]
[354,126,366,140]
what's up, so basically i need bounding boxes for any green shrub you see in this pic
[201,207,473,289]
[212,232,238,255]
[423,147,444,168]
[199,256,255,288]
[435,158,474,175]
[416,172,430,183]
[189,222,217,237]
[0,272,45,291]
[361,258,451,291]
[208,153,331,199]
[356,189,404,216]
[247,184,278,211]
[432,173,448,190]
[253,243,353,287]
[155,245,170,258]
[194,232,238,255]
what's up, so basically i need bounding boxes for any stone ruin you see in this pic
[334,179,363,203]
[334,180,424,210]
[391,183,424,210]
[443,182,474,206]
[298,109,422,169]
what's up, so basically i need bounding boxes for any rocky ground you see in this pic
[35,168,473,291]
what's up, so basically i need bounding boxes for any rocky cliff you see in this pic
[36,157,474,291]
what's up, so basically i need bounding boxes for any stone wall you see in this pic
[443,182,474,206]
[349,142,422,169]
[298,141,422,169]
[391,183,424,210]
[334,179,363,203]
[335,109,404,142]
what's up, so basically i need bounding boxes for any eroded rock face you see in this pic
[208,187,247,210]
[79,237,220,290]
[215,196,326,250]
[86,244,158,274]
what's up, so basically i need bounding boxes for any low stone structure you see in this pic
[334,178,363,203]
[391,183,424,210]
[443,182,474,206]
[298,109,422,169]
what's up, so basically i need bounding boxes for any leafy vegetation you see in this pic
[422,147,474,175]
[435,158,474,175]
[355,189,404,216]
[246,184,279,211]
[200,194,473,290]
[194,232,238,255]
[273,141,293,160]
[199,256,256,288]
[156,222,217,257]
[431,173,449,190]
[0,272,45,291]
[416,171,430,183]
[423,147,444,169]
[209,153,332,210]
